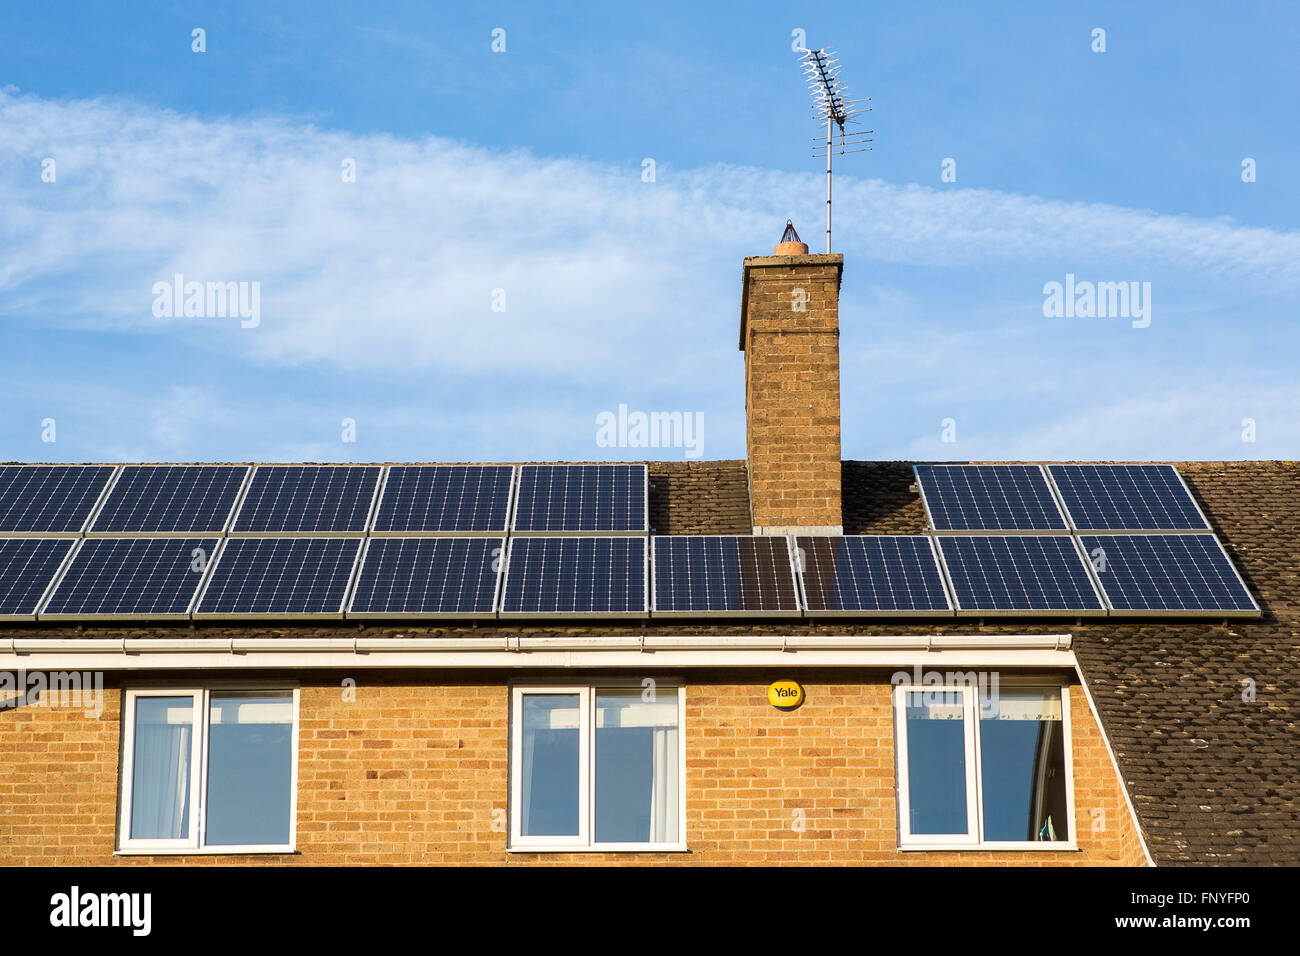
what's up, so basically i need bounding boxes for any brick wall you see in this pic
[0,668,1147,866]
[740,254,843,533]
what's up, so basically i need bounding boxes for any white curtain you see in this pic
[131,699,193,840]
[648,723,679,843]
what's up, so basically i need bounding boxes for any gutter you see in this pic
[0,633,1074,670]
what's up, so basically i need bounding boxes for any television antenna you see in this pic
[799,47,871,253]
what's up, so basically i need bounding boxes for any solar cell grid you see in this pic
[89,465,249,534]
[1082,533,1258,615]
[1049,464,1210,531]
[500,536,646,616]
[0,539,75,618]
[512,464,647,534]
[796,535,952,615]
[652,535,799,616]
[195,537,362,617]
[0,465,117,534]
[348,537,503,617]
[915,464,1067,531]
[936,535,1104,615]
[231,466,381,534]
[41,537,216,618]
[372,465,513,534]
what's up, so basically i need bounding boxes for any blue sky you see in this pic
[2,1,1298,464]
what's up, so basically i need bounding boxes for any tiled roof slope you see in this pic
[6,460,1297,865]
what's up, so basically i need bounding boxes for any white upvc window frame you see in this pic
[508,683,687,853]
[893,682,1076,851]
[117,686,300,855]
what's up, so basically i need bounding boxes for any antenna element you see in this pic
[798,47,871,253]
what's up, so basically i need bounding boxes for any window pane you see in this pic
[595,689,679,844]
[130,696,194,840]
[520,694,580,837]
[204,691,294,846]
[979,689,1069,841]
[904,690,968,835]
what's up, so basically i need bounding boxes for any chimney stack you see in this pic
[739,222,843,535]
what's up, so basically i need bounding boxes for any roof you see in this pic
[5,458,1297,865]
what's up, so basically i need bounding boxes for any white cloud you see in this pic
[2,89,1297,461]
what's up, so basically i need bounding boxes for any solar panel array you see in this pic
[935,535,1105,616]
[653,536,799,616]
[42,538,217,619]
[90,465,249,534]
[0,461,1259,620]
[0,465,116,534]
[915,464,1067,531]
[796,535,951,616]
[512,464,647,534]
[1081,534,1258,616]
[232,465,381,534]
[501,537,647,616]
[195,538,362,618]
[0,539,75,619]
[1049,464,1210,531]
[373,465,514,535]
[349,537,504,618]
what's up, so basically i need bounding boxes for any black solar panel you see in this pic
[231,466,381,534]
[499,537,647,616]
[512,464,647,534]
[372,465,514,534]
[0,539,75,618]
[195,537,361,617]
[349,537,503,617]
[41,537,217,619]
[936,535,1104,615]
[796,535,952,615]
[1048,464,1210,531]
[915,464,1067,531]
[89,465,249,534]
[0,465,116,534]
[1081,533,1258,615]
[652,536,799,616]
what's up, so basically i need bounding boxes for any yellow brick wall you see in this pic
[743,260,843,530]
[0,669,1148,866]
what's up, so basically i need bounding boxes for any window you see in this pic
[119,687,298,854]
[893,683,1073,848]
[510,684,685,851]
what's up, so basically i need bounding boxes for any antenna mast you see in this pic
[799,47,871,253]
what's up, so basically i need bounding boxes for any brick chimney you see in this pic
[739,222,843,535]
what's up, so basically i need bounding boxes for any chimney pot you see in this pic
[774,219,809,256]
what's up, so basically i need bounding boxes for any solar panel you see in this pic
[40,537,217,619]
[935,535,1105,616]
[194,537,362,618]
[1048,464,1210,531]
[372,465,514,535]
[796,535,952,616]
[0,539,76,619]
[230,465,381,534]
[512,464,647,534]
[88,464,249,535]
[0,465,117,535]
[499,536,647,617]
[348,537,503,618]
[915,464,1067,532]
[652,535,799,617]
[1080,533,1259,616]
